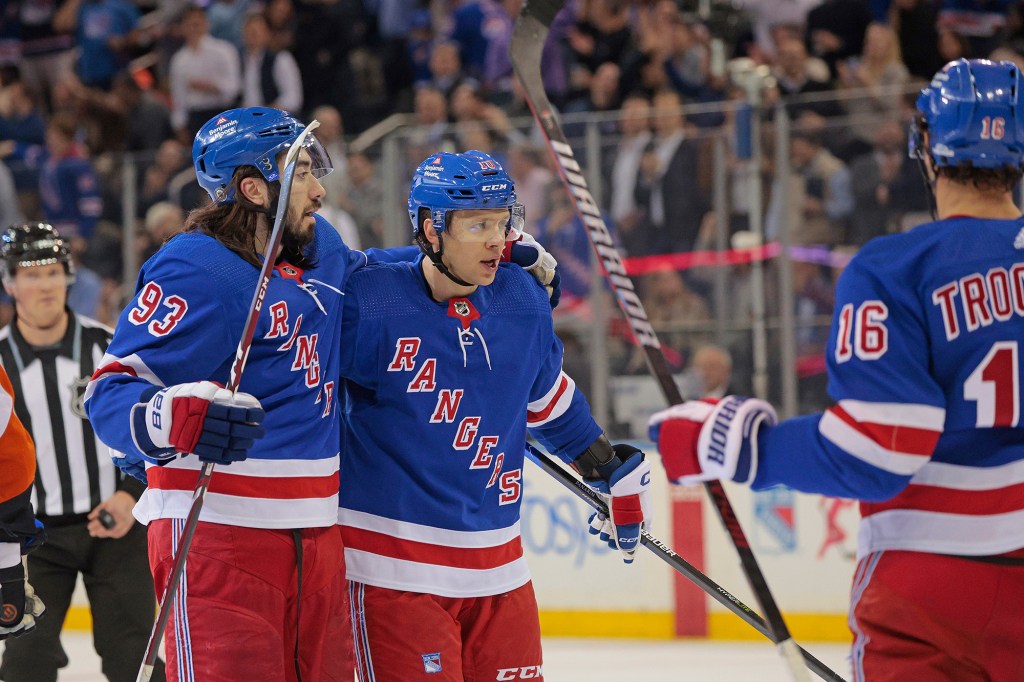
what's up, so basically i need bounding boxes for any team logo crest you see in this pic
[69,375,90,419]
[753,487,797,554]
[421,652,442,673]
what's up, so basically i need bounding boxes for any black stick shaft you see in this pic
[509,3,809,679]
[524,444,847,682]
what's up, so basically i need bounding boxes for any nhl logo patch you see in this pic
[447,297,480,330]
[421,652,442,673]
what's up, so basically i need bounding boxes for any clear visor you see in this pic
[446,203,524,243]
[282,133,333,179]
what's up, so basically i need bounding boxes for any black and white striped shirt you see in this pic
[0,312,129,521]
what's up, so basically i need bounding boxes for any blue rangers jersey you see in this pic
[85,215,387,530]
[758,217,1024,558]
[338,258,602,598]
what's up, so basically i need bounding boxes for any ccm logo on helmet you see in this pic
[482,183,508,191]
[496,666,542,680]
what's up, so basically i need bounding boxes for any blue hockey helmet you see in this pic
[911,59,1024,169]
[192,107,333,204]
[407,150,523,237]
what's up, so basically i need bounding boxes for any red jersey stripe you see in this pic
[148,466,339,499]
[830,404,941,456]
[528,375,568,424]
[90,361,140,382]
[344,526,524,570]
[863,481,1024,517]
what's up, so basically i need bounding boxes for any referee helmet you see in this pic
[1,222,76,284]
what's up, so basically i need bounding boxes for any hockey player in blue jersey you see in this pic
[84,107,562,682]
[649,58,1024,681]
[337,150,653,682]
[84,107,397,682]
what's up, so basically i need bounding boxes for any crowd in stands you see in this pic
[1,0,1022,415]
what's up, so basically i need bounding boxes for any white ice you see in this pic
[5,631,853,681]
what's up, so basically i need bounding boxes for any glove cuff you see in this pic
[607,452,650,526]
[131,401,175,462]
[0,543,19,569]
[696,396,777,485]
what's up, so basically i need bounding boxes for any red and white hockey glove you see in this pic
[132,381,266,465]
[502,231,560,308]
[586,444,653,564]
[647,396,777,486]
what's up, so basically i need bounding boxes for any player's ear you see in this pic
[239,176,269,207]
[422,217,440,248]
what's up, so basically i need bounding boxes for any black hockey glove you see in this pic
[0,558,44,640]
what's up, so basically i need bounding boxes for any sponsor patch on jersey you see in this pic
[1014,226,1024,249]
[422,652,442,673]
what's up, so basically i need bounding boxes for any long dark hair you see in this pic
[184,165,315,269]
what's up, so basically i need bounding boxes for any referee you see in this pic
[0,223,165,682]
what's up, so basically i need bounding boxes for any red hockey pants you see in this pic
[149,520,353,681]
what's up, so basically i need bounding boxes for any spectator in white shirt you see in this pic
[240,12,302,114]
[168,6,242,139]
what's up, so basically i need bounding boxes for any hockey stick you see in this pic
[510,4,810,680]
[136,121,321,682]
[524,443,846,682]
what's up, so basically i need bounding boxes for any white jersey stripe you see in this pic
[527,371,575,427]
[343,548,531,598]
[856,507,1024,559]
[819,410,930,475]
[132,489,339,528]
[910,459,1024,490]
[338,508,520,548]
[84,351,164,402]
[0,375,12,436]
[836,399,946,430]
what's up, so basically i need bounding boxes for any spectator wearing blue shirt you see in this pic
[0,81,47,190]
[55,0,140,89]
[38,111,102,243]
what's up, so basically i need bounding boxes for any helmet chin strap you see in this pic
[416,233,474,288]
[913,154,939,221]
